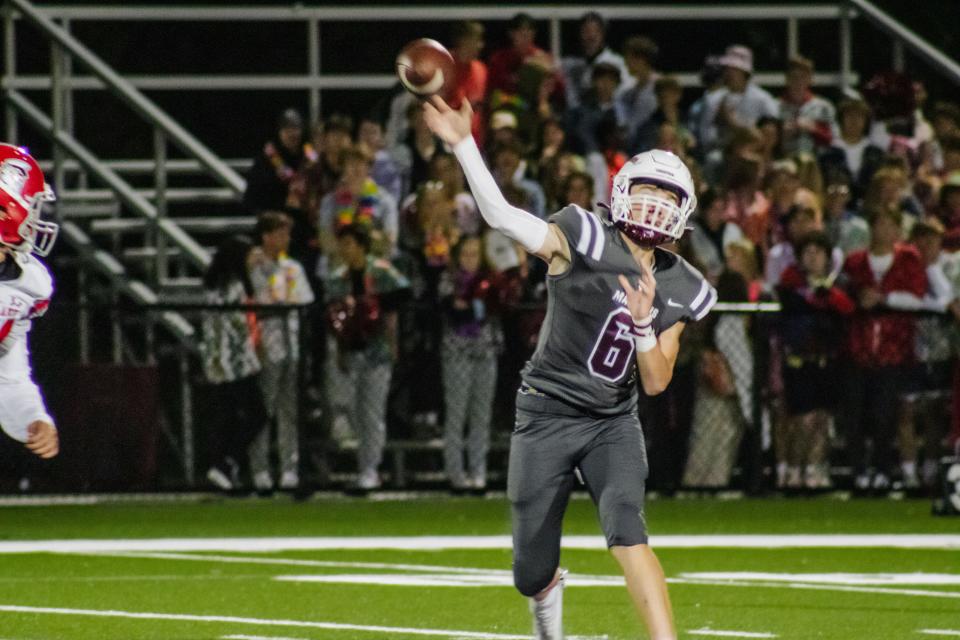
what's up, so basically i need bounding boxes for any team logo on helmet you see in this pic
[0,159,31,201]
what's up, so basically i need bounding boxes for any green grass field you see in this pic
[0,494,957,639]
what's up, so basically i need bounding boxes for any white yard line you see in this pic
[920,631,960,637]
[1,533,958,553]
[669,577,960,599]
[0,604,529,639]
[80,551,514,576]
[687,629,777,638]
[223,635,307,640]
[273,573,622,588]
[682,571,960,586]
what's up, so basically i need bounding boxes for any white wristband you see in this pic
[632,314,657,353]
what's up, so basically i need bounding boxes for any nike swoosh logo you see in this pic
[667,299,684,308]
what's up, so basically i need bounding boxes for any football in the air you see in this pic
[395,38,456,100]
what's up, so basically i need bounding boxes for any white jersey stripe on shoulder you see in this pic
[575,208,594,257]
[586,211,604,261]
[690,279,710,311]
[693,287,718,321]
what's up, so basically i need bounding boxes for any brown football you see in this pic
[395,38,457,100]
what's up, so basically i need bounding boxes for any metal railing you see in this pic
[846,0,960,83]
[6,3,852,131]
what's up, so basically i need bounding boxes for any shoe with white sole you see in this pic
[356,469,381,491]
[279,471,299,490]
[529,569,566,640]
[207,466,233,491]
[253,471,274,492]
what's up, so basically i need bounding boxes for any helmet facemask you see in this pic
[611,180,694,248]
[609,150,697,248]
[0,183,57,256]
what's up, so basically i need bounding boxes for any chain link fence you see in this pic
[3,298,957,494]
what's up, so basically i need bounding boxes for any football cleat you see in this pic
[529,569,566,640]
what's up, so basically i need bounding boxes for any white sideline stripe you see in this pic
[274,573,623,588]
[2,533,959,553]
[683,571,960,586]
[84,551,514,576]
[224,635,305,640]
[669,577,960,599]
[224,635,610,640]
[920,631,960,637]
[688,629,777,638]
[0,604,529,640]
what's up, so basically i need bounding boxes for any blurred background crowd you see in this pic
[7,9,960,499]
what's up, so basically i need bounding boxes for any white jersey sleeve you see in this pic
[0,253,54,442]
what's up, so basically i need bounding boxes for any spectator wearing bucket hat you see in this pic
[699,45,778,152]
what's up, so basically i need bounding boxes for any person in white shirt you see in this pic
[821,99,885,200]
[700,45,779,152]
[0,143,59,459]
[561,12,629,110]
[248,211,316,492]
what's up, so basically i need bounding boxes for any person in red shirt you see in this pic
[450,21,488,146]
[840,206,927,491]
[775,232,855,489]
[486,14,564,118]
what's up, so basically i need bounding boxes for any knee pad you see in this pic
[513,558,556,597]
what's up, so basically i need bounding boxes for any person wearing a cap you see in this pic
[561,12,629,110]
[779,55,836,155]
[699,44,778,152]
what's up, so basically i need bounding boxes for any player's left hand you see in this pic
[25,420,59,459]
[618,259,656,323]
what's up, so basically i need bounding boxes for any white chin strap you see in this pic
[616,193,685,240]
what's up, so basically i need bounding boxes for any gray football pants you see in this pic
[328,349,393,475]
[442,345,497,482]
[509,389,649,597]
[249,357,299,479]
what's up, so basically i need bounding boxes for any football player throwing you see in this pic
[424,97,715,640]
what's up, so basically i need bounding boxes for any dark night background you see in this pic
[4,0,960,162]
[3,0,959,487]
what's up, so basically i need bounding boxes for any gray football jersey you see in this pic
[521,205,717,416]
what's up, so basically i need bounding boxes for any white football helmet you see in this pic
[609,149,697,247]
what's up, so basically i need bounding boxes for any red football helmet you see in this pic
[0,144,57,256]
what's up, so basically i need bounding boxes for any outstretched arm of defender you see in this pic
[422,97,568,264]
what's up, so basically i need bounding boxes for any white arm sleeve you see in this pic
[0,341,53,443]
[453,137,549,253]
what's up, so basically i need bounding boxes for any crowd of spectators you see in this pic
[223,12,960,495]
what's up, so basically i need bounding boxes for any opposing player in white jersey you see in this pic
[425,96,715,640]
[0,143,59,459]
